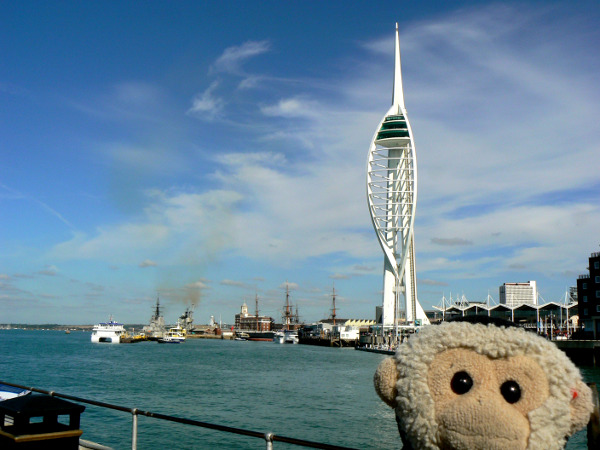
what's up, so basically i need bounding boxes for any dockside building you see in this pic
[499,281,538,306]
[577,251,600,337]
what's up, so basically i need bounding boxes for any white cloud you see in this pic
[260,97,320,119]
[417,202,600,278]
[330,273,350,280]
[185,281,209,290]
[50,225,170,262]
[139,260,158,268]
[211,40,271,75]
[279,282,299,290]
[49,188,242,266]
[187,81,225,119]
[220,279,248,288]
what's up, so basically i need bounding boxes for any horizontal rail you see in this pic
[0,381,358,450]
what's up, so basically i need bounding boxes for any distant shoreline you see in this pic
[0,324,146,331]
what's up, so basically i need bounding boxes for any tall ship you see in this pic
[142,296,166,340]
[274,284,300,344]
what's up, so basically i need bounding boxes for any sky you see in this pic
[1,1,599,325]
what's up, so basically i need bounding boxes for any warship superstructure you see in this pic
[143,296,166,340]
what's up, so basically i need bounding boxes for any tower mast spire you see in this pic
[367,24,430,334]
[392,23,405,111]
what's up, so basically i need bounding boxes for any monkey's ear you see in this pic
[569,380,594,434]
[374,357,398,408]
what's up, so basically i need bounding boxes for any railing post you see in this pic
[132,408,138,450]
[264,432,274,450]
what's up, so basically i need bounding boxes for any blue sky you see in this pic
[1,1,599,325]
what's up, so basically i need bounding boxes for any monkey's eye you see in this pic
[450,371,473,395]
[500,380,521,404]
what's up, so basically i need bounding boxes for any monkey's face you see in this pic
[373,321,594,450]
[428,348,549,450]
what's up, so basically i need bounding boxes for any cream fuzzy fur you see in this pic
[376,321,593,450]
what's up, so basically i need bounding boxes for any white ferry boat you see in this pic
[91,318,126,344]
[284,330,299,344]
[273,329,299,344]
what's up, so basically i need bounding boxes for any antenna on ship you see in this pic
[154,293,161,318]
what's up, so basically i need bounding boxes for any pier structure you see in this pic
[367,24,429,331]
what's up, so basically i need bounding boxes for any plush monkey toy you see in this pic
[374,317,594,450]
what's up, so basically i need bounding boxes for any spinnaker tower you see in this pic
[366,24,430,330]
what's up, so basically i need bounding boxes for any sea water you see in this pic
[0,330,596,449]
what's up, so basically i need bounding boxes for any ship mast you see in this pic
[284,283,292,330]
[255,292,260,331]
[153,294,162,321]
[330,284,337,326]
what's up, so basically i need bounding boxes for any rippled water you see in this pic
[0,330,399,449]
[0,330,597,449]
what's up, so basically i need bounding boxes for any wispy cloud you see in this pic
[220,279,249,288]
[49,188,242,265]
[279,282,299,290]
[187,81,225,120]
[329,273,350,280]
[37,265,59,276]
[189,40,272,121]
[211,40,271,75]
[139,260,158,268]
[1,183,75,231]
[431,238,473,246]
[260,97,321,119]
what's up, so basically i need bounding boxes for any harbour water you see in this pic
[0,329,597,449]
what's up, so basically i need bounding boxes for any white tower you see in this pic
[367,24,430,329]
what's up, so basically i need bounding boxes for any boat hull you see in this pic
[274,330,298,344]
[239,331,275,341]
[91,335,121,344]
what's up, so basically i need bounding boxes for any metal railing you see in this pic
[0,381,358,450]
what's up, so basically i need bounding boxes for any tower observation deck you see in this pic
[366,24,430,329]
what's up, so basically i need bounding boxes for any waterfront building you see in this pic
[234,302,273,332]
[366,24,429,329]
[499,281,538,306]
[433,294,577,334]
[570,286,578,303]
[577,251,600,337]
